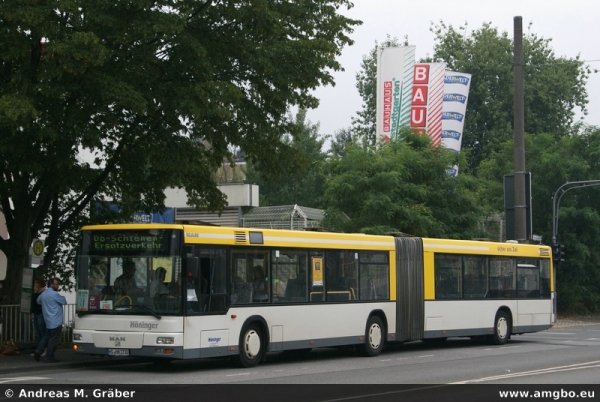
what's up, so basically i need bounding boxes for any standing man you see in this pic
[31,278,47,355]
[33,277,66,363]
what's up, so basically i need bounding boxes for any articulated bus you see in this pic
[73,224,555,367]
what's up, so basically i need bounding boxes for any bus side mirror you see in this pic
[186,256,199,277]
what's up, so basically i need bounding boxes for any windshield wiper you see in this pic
[130,304,162,319]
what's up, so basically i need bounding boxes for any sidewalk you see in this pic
[552,316,600,329]
[1,317,599,375]
[0,346,137,375]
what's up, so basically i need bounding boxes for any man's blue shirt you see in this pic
[37,288,67,330]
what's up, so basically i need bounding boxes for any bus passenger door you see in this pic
[186,246,228,314]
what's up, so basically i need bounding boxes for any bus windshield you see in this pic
[75,229,184,316]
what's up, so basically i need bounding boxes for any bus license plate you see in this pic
[107,349,129,356]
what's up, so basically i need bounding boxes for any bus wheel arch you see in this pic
[491,307,512,345]
[360,311,387,357]
[233,316,269,368]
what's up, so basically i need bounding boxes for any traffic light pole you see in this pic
[552,180,600,244]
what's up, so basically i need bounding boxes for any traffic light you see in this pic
[551,243,565,264]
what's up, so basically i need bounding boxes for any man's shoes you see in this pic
[43,358,60,363]
[33,352,41,362]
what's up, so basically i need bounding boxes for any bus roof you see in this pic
[80,223,551,256]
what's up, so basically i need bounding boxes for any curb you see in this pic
[0,354,138,375]
[552,319,600,329]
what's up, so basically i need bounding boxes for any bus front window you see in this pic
[75,229,183,316]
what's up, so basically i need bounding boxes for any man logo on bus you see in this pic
[110,336,125,347]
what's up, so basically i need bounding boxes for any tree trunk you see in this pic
[2,240,30,305]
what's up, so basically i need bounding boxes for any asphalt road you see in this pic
[2,323,600,385]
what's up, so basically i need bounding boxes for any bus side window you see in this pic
[434,254,461,299]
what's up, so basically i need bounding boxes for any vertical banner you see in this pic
[376,46,415,142]
[442,71,471,176]
[411,63,446,145]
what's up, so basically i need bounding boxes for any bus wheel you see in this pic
[360,316,385,357]
[491,311,510,345]
[235,324,263,368]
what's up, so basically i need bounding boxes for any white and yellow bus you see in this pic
[73,224,555,367]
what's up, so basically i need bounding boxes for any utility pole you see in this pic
[513,16,527,242]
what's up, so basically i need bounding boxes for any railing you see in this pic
[0,304,76,345]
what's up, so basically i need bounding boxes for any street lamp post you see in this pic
[552,180,600,244]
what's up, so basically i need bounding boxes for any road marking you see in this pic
[226,372,251,377]
[417,355,434,358]
[0,377,49,384]
[451,360,600,384]
[483,345,522,351]
[527,335,576,338]
[317,384,448,402]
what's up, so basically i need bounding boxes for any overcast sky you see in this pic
[305,0,600,136]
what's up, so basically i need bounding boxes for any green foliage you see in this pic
[0,0,360,303]
[322,129,484,238]
[478,127,600,313]
[428,21,593,174]
[329,127,355,158]
[244,109,328,208]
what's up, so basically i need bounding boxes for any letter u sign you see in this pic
[411,107,427,127]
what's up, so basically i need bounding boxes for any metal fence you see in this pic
[0,304,76,345]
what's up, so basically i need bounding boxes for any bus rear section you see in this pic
[393,237,554,345]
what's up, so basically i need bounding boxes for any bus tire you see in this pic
[360,316,385,357]
[234,323,263,368]
[491,311,510,345]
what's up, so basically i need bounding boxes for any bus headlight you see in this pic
[157,337,174,344]
[73,333,82,341]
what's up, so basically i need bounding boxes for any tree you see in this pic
[329,127,354,158]
[427,21,593,174]
[322,129,484,238]
[352,25,592,174]
[0,0,360,303]
[244,109,328,208]
[478,127,600,313]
